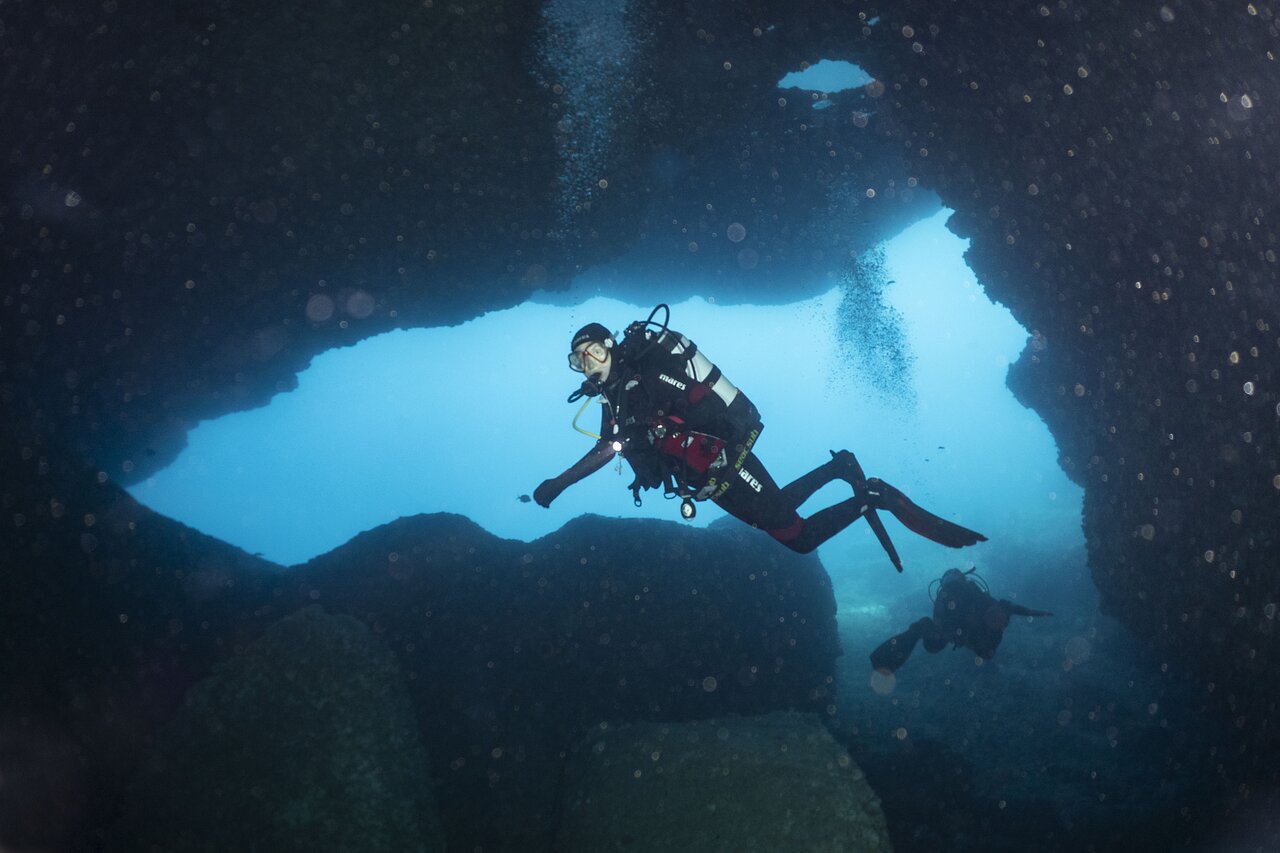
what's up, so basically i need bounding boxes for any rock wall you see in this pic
[844,0,1280,761]
[0,444,842,851]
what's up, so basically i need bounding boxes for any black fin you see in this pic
[872,480,987,548]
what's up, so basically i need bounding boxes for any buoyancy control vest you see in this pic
[602,326,762,509]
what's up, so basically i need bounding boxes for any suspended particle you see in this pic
[347,290,375,319]
[306,293,335,322]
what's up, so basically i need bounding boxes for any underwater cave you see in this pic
[4,2,1280,851]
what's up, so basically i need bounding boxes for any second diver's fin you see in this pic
[868,479,988,548]
[869,618,931,672]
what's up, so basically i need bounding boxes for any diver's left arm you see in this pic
[533,439,616,507]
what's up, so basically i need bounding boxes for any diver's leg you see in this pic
[712,455,796,532]
[783,497,873,553]
[920,619,949,653]
[778,456,845,507]
[715,453,871,555]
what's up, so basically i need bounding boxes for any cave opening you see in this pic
[128,208,1086,618]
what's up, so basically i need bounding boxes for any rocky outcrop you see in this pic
[110,605,443,852]
[0,457,842,852]
[557,712,891,853]
[288,512,842,850]
[843,0,1280,761]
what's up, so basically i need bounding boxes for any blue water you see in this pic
[129,208,1083,609]
[777,59,875,92]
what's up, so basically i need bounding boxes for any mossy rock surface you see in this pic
[112,605,443,853]
[558,711,892,853]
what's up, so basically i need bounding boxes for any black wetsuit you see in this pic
[573,328,872,553]
[538,326,986,559]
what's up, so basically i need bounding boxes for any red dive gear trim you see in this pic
[653,416,726,475]
[767,514,805,543]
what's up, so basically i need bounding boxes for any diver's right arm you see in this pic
[534,439,617,507]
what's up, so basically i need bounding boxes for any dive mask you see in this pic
[568,340,611,382]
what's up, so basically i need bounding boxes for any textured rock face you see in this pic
[110,605,444,852]
[557,712,892,853]
[294,513,843,850]
[0,476,842,851]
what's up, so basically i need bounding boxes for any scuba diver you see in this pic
[869,568,1052,672]
[531,305,986,568]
